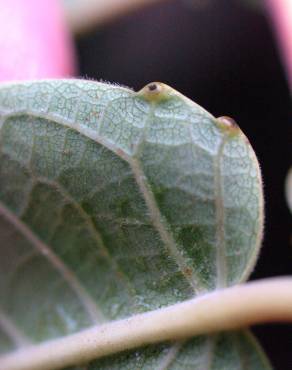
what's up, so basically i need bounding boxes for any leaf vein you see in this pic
[214,137,228,288]
[1,111,131,163]
[37,177,137,302]
[157,341,185,370]
[0,308,31,348]
[130,158,202,293]
[0,201,104,324]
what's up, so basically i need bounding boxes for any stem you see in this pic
[63,0,169,34]
[1,277,292,370]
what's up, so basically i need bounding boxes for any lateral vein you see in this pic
[156,341,184,370]
[130,159,202,293]
[38,177,136,300]
[0,201,104,324]
[0,309,31,348]
[1,111,131,163]
[214,137,228,288]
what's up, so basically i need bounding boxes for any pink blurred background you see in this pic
[0,0,75,81]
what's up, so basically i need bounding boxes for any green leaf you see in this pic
[0,80,269,369]
[90,331,271,370]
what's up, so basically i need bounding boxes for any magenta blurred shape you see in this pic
[266,0,292,89]
[0,0,75,81]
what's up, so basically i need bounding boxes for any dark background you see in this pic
[75,0,292,368]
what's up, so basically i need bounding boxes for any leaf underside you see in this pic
[0,80,270,369]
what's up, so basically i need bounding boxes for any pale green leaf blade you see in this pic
[0,80,267,369]
[89,331,271,370]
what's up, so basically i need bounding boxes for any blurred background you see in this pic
[0,0,291,368]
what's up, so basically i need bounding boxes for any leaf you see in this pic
[90,331,271,370]
[0,80,269,369]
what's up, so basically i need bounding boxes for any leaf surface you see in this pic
[0,80,269,369]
